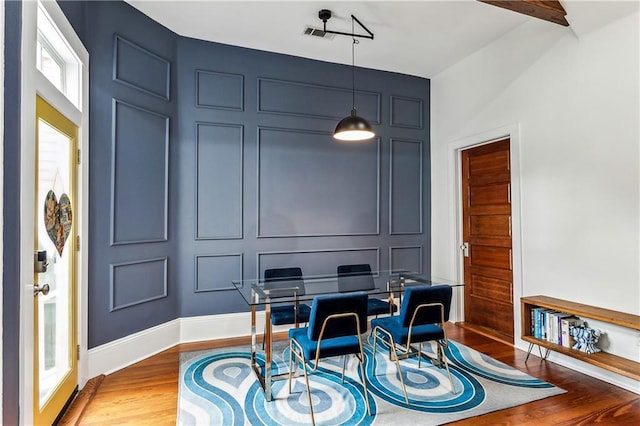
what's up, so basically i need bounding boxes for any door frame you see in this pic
[1,0,5,418]
[446,123,524,345]
[20,1,89,424]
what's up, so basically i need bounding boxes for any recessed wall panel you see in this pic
[110,257,168,311]
[111,100,169,245]
[390,95,423,128]
[195,254,243,292]
[196,123,243,239]
[390,138,423,234]
[258,127,379,237]
[196,70,244,111]
[113,35,170,100]
[258,78,380,124]
[389,246,423,273]
[258,248,380,281]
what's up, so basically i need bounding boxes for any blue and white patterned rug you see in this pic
[178,336,565,425]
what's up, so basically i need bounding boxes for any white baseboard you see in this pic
[88,311,285,377]
[515,341,640,395]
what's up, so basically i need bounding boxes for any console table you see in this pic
[521,295,640,381]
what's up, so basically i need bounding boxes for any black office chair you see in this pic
[337,264,397,317]
[371,284,456,404]
[288,291,372,425]
[263,267,311,327]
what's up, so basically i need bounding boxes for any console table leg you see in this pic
[525,342,534,363]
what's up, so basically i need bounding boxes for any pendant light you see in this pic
[333,30,375,141]
[316,10,375,142]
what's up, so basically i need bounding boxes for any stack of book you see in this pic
[530,307,584,348]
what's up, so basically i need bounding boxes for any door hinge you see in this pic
[77,149,81,165]
[77,344,81,360]
[76,235,80,251]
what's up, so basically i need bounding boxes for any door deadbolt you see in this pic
[34,283,50,297]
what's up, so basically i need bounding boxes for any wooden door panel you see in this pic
[469,236,512,248]
[469,273,513,304]
[468,205,512,216]
[466,295,514,337]
[468,264,513,281]
[470,215,511,237]
[462,138,514,342]
[470,183,510,206]
[469,150,510,176]
[470,246,512,270]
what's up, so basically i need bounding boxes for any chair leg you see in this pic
[373,327,409,404]
[341,355,347,384]
[418,342,422,368]
[372,330,378,376]
[301,358,315,426]
[392,343,409,405]
[438,342,456,395]
[357,353,372,417]
[288,341,294,394]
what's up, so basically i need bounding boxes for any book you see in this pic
[543,309,558,341]
[532,307,544,338]
[554,313,574,345]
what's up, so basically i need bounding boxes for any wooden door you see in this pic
[461,139,514,342]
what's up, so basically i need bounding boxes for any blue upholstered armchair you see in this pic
[371,284,456,404]
[264,267,311,326]
[288,292,372,426]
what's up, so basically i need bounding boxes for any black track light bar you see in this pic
[318,9,374,40]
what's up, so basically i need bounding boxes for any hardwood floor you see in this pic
[72,324,640,425]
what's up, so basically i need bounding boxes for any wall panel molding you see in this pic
[257,77,381,124]
[390,95,423,129]
[257,126,380,238]
[195,69,244,111]
[389,245,423,273]
[110,257,168,311]
[194,253,243,293]
[110,99,169,245]
[389,138,423,235]
[195,122,243,239]
[113,34,170,100]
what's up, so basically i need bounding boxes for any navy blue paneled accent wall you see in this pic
[61,1,430,348]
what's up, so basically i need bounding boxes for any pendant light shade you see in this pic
[334,108,375,141]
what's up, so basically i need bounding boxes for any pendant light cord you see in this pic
[351,17,358,111]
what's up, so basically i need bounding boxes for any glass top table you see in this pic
[232,270,463,401]
[232,270,462,306]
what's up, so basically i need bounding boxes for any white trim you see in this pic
[20,1,89,423]
[19,3,38,424]
[1,0,5,418]
[445,123,524,341]
[87,312,640,394]
[87,319,180,378]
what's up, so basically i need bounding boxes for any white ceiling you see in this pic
[125,1,639,78]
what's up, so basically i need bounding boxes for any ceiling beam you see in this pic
[478,0,569,26]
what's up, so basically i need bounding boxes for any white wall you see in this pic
[431,11,639,386]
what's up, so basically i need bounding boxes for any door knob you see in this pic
[34,283,50,297]
[460,242,469,257]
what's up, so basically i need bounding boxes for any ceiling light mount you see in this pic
[318,9,374,40]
